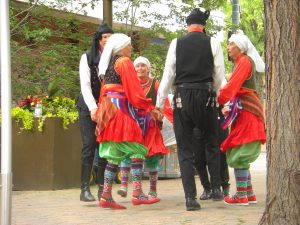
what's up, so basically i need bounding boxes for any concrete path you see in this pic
[11,152,266,225]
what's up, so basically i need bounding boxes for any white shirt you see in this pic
[156,36,226,108]
[79,53,98,111]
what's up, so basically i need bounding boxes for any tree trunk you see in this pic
[260,1,300,224]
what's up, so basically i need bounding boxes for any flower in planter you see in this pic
[12,96,79,131]
[19,95,44,112]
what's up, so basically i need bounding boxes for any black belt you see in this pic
[176,82,212,90]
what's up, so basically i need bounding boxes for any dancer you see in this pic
[95,34,162,209]
[156,8,226,211]
[218,31,266,206]
[117,56,173,201]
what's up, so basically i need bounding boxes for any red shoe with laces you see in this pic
[99,198,126,209]
[247,195,257,204]
[224,195,249,206]
[132,197,160,205]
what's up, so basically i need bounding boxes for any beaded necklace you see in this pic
[140,78,151,89]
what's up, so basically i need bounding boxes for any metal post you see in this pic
[0,0,13,224]
[232,0,240,30]
[103,0,113,27]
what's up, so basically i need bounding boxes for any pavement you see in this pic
[11,152,266,225]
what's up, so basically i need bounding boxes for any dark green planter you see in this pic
[12,118,81,190]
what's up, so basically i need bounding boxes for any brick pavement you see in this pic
[11,153,266,225]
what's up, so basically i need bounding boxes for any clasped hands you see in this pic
[221,104,230,117]
[150,107,164,121]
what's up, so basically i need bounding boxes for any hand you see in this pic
[150,108,164,121]
[90,108,98,121]
[156,107,164,121]
[221,105,230,117]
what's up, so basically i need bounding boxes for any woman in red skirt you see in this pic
[218,31,266,206]
[117,56,173,201]
[95,34,162,209]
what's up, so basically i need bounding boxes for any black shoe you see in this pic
[199,189,212,200]
[186,198,201,211]
[80,164,96,202]
[80,187,96,202]
[222,186,230,197]
[211,188,223,201]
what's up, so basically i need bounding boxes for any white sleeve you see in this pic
[211,37,226,96]
[156,38,177,109]
[79,54,98,111]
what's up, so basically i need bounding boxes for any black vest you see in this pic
[175,32,214,85]
[86,50,101,102]
[145,79,157,106]
[76,51,101,111]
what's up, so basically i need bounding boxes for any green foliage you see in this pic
[12,107,35,131]
[10,1,91,101]
[12,96,78,132]
[200,0,228,10]
[42,96,78,129]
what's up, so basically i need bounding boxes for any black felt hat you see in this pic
[88,23,114,66]
[186,8,210,25]
[96,23,114,35]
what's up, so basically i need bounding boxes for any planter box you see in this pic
[12,118,81,190]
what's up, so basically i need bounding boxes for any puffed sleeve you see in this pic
[115,57,154,112]
[218,56,252,105]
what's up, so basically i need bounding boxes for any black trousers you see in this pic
[173,88,221,198]
[194,107,230,190]
[78,107,107,167]
[195,148,229,190]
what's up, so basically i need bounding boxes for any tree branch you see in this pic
[11,0,40,33]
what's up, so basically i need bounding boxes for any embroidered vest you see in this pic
[242,57,258,91]
[104,55,122,85]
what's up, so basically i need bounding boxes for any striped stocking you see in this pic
[234,169,248,199]
[148,169,158,198]
[131,158,146,200]
[101,163,118,202]
[247,170,255,197]
[119,161,131,193]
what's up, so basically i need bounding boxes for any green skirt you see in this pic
[99,141,147,165]
[226,141,261,169]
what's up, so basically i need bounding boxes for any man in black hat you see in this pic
[156,8,226,210]
[77,23,114,202]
